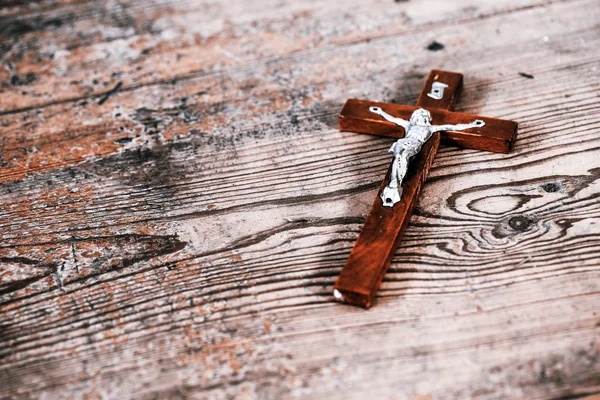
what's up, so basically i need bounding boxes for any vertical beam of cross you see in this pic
[333,70,465,308]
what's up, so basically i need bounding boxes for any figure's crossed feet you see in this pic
[381,186,402,207]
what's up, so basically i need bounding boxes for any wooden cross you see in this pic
[333,69,518,308]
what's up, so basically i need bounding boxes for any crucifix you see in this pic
[333,69,518,308]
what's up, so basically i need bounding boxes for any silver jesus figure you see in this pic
[369,106,485,207]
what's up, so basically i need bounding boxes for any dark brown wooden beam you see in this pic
[332,134,441,308]
[339,99,517,154]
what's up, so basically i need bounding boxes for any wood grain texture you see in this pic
[334,70,466,308]
[1,0,600,398]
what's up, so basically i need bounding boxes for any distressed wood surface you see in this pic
[1,0,600,398]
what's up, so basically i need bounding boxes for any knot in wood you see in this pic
[508,216,532,232]
[541,182,562,193]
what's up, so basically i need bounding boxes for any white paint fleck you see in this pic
[92,37,141,66]
[215,45,241,62]
[333,289,343,299]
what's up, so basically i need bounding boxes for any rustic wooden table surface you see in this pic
[1,0,599,399]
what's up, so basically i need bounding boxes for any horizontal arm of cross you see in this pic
[340,99,518,154]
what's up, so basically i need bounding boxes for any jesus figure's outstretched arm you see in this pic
[369,106,410,130]
[431,119,485,133]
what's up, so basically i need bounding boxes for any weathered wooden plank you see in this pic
[1,21,596,300]
[0,0,596,316]
[0,0,559,113]
[1,3,593,244]
[0,0,597,185]
[1,0,600,398]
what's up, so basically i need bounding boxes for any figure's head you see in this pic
[410,108,432,126]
